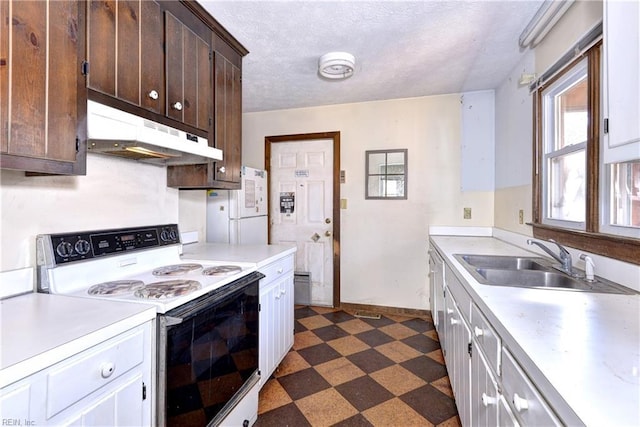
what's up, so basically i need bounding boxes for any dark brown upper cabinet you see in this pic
[0,0,87,175]
[167,21,247,190]
[212,50,242,186]
[86,0,210,133]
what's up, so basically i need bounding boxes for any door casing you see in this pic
[265,131,341,308]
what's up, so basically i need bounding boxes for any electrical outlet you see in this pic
[518,209,524,224]
[463,207,472,219]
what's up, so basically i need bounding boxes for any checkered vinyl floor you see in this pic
[255,306,461,427]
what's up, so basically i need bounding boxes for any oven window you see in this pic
[165,281,259,425]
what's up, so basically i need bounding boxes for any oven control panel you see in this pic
[45,224,181,265]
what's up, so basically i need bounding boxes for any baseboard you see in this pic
[339,302,431,319]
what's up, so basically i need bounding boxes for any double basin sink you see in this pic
[453,254,636,295]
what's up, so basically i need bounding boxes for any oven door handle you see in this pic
[164,315,184,326]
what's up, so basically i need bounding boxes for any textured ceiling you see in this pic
[199,0,544,113]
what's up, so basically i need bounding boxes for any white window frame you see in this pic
[541,58,588,231]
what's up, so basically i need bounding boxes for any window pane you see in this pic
[368,153,386,174]
[548,150,585,222]
[383,176,405,197]
[610,161,640,228]
[554,78,588,149]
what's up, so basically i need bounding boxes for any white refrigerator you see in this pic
[206,166,268,245]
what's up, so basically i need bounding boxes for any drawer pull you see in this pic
[450,317,459,325]
[513,393,529,412]
[148,90,159,100]
[100,362,116,379]
[481,393,496,407]
[172,101,183,111]
[277,268,284,274]
[474,326,484,337]
[446,308,454,315]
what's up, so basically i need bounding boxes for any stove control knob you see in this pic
[56,241,74,258]
[75,239,91,255]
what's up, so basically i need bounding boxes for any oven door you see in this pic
[158,271,263,427]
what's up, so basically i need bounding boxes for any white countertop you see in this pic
[430,235,640,426]
[0,293,156,388]
[181,242,296,268]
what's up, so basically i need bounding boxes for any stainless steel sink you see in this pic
[456,254,551,271]
[454,254,637,295]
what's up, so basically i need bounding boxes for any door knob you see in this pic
[325,231,332,237]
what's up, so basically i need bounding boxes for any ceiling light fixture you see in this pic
[318,52,355,80]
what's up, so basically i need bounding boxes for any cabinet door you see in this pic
[214,52,242,185]
[165,11,211,130]
[139,0,164,113]
[1,0,86,175]
[87,0,116,97]
[259,281,277,387]
[471,342,499,426]
[603,0,640,163]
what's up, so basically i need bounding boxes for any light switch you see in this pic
[340,199,348,209]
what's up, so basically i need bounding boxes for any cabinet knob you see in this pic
[446,308,454,315]
[481,393,496,407]
[172,101,183,111]
[513,393,529,412]
[100,362,116,378]
[450,317,459,325]
[277,268,284,274]
[474,326,484,337]
[218,166,226,174]
[148,90,159,100]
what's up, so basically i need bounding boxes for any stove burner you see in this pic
[88,280,145,296]
[202,265,243,276]
[152,263,203,276]
[134,280,202,299]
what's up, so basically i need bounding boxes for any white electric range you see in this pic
[36,224,262,426]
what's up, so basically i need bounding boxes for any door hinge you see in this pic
[209,49,213,61]
[75,137,80,153]
[467,341,473,357]
[81,60,89,76]
[142,382,147,400]
[258,303,261,312]
[604,118,609,134]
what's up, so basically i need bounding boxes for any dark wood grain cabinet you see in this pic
[86,0,210,132]
[167,29,247,189]
[0,0,87,175]
[87,0,164,115]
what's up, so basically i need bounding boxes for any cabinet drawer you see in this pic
[260,255,294,286]
[46,328,145,418]
[445,265,471,322]
[471,303,501,376]
[501,347,560,426]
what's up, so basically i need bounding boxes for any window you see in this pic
[541,58,588,228]
[365,149,407,199]
[532,42,640,265]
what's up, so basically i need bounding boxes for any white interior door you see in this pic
[269,139,334,306]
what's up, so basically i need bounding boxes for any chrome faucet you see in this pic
[527,238,576,276]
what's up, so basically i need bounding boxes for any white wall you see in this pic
[242,95,494,310]
[0,154,179,272]
[494,50,535,235]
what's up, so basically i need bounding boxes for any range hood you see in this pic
[87,100,223,165]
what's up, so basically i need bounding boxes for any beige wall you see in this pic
[0,155,179,271]
[535,0,603,75]
[240,95,493,310]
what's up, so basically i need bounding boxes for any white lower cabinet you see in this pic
[443,289,471,426]
[471,343,499,426]
[259,254,295,388]
[501,347,561,426]
[0,321,153,426]
[430,245,564,426]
